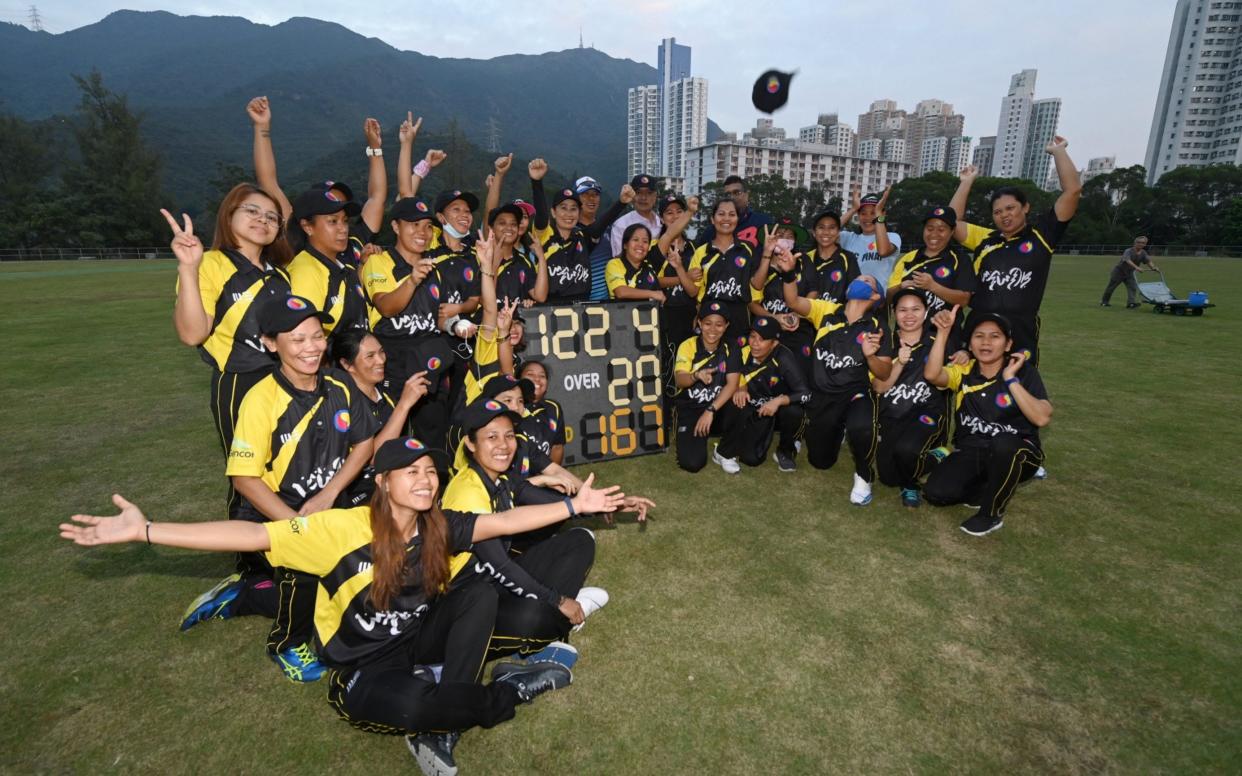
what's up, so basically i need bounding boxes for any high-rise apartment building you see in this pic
[657,38,691,93]
[857,97,965,172]
[973,136,996,173]
[626,37,708,190]
[1082,156,1117,183]
[799,113,856,156]
[990,69,1062,188]
[947,136,973,176]
[1023,98,1062,189]
[1144,0,1242,184]
[626,85,661,179]
[661,77,709,188]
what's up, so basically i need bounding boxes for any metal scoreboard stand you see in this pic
[523,300,666,465]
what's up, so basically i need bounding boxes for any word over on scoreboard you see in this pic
[523,300,664,465]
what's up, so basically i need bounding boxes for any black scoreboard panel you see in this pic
[523,301,665,466]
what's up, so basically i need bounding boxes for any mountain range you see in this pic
[0,10,723,210]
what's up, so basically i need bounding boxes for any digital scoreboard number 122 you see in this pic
[525,301,665,465]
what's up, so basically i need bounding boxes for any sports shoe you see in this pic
[928,446,951,463]
[774,449,796,472]
[1126,302,1140,309]
[900,488,921,508]
[571,587,609,633]
[960,512,1003,537]
[179,573,243,631]
[849,474,873,506]
[1033,465,1047,480]
[712,445,740,474]
[525,641,579,670]
[492,660,572,703]
[407,731,460,776]
[1099,301,1111,307]
[269,642,327,683]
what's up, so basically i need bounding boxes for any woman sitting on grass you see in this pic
[60,438,625,776]
[922,305,1052,537]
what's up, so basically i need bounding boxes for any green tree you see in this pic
[1149,163,1242,246]
[59,70,167,247]
[0,111,60,247]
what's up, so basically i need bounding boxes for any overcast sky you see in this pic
[11,1,1174,167]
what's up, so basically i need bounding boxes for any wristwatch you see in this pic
[365,147,383,157]
[875,215,887,224]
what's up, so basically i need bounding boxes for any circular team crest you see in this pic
[801,345,812,357]
[324,189,343,202]
[709,302,722,313]
[426,356,442,371]
[548,418,558,432]
[286,297,308,311]
[868,241,876,251]
[934,266,951,279]
[1018,241,1034,254]
[768,375,779,386]
[995,393,1014,408]
[932,207,946,216]
[416,201,429,212]
[519,270,527,283]
[404,438,425,451]
[831,270,843,282]
[717,361,727,373]
[734,256,746,268]
[333,409,351,431]
[428,283,441,300]
[562,189,573,197]
[462,266,475,282]
[766,76,781,94]
[484,399,503,411]
[918,414,936,426]
[520,457,531,475]
[855,332,866,345]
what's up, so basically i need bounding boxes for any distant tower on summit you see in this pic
[27,4,44,32]
[579,27,584,49]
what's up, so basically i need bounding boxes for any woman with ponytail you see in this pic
[60,437,626,774]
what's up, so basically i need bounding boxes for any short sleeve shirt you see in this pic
[183,248,291,373]
[960,208,1070,319]
[840,230,902,289]
[689,242,756,303]
[288,246,370,334]
[889,246,979,317]
[803,298,893,395]
[674,336,742,408]
[808,246,861,304]
[606,257,661,297]
[943,360,1049,448]
[879,330,946,420]
[362,249,444,340]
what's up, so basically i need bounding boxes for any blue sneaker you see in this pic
[900,488,921,508]
[525,641,579,670]
[928,446,951,463]
[179,573,243,632]
[270,642,327,683]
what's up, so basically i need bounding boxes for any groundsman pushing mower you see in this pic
[1138,271,1215,316]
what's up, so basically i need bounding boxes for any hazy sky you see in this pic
[11,1,1174,167]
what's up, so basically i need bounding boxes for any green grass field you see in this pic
[1,255,1238,774]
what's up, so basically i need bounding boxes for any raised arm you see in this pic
[924,305,959,388]
[483,153,513,238]
[247,96,292,220]
[873,186,895,258]
[775,250,812,317]
[476,231,500,333]
[871,344,909,394]
[949,166,977,243]
[360,117,387,235]
[396,111,421,200]
[164,210,212,346]
[373,373,430,451]
[61,494,271,552]
[529,159,549,231]
[1046,136,1082,222]
[657,196,699,254]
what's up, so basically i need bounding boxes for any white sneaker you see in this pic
[712,445,741,474]
[849,474,873,506]
[1033,465,1047,480]
[571,587,609,633]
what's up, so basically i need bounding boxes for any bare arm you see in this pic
[163,210,212,345]
[396,111,420,200]
[483,154,513,239]
[360,117,386,234]
[298,438,376,516]
[657,197,698,254]
[949,166,977,244]
[1047,136,1082,222]
[923,305,959,388]
[246,97,292,221]
[60,494,271,552]
[230,476,298,521]
[873,186,895,258]
[472,473,623,540]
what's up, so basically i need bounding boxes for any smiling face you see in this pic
[492,212,520,246]
[857,204,877,233]
[438,199,474,235]
[625,227,651,263]
[813,217,840,250]
[394,217,436,255]
[662,202,685,223]
[894,295,927,334]
[465,415,517,477]
[553,199,580,232]
[923,219,952,254]
[378,456,439,512]
[969,321,1011,366]
[229,192,282,251]
[301,211,350,255]
[263,316,327,376]
[579,189,600,217]
[711,201,738,236]
[698,312,728,347]
[520,362,548,402]
[991,195,1030,236]
[343,334,386,389]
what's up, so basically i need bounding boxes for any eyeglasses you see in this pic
[235,203,282,227]
[723,189,745,197]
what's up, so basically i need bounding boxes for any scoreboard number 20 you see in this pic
[527,301,666,465]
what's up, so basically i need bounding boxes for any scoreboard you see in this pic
[523,300,665,466]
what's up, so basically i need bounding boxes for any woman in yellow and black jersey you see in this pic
[922,306,1053,537]
[490,203,549,306]
[887,206,977,351]
[168,184,292,469]
[362,196,458,450]
[605,224,665,303]
[682,199,765,348]
[805,210,861,304]
[200,295,380,684]
[750,219,818,378]
[528,158,631,304]
[775,254,894,506]
[287,187,371,334]
[653,195,699,367]
[61,437,625,768]
[871,289,949,509]
[518,361,566,464]
[672,300,743,473]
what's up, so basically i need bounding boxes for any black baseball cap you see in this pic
[859,193,882,207]
[433,188,480,213]
[292,187,362,221]
[552,187,581,207]
[487,202,525,226]
[373,436,446,473]
[309,180,355,201]
[811,210,842,229]
[390,197,436,222]
[890,287,928,309]
[479,373,534,404]
[257,294,333,335]
[750,315,781,341]
[923,205,957,229]
[459,398,523,437]
[658,193,688,216]
[965,311,1013,340]
[697,299,730,321]
[630,174,658,191]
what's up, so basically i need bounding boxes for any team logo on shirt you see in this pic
[484,399,503,412]
[934,266,951,279]
[1020,349,1033,360]
[855,332,866,345]
[918,414,937,426]
[286,297,308,311]
[520,456,531,475]
[1018,241,1034,254]
[830,269,843,282]
[995,392,1014,408]
[404,438,426,451]
[333,409,351,431]
[519,269,527,284]
[426,356,442,371]
[801,345,811,357]
[548,418,558,432]
[766,76,781,94]
[462,266,475,282]
[428,283,441,300]
[717,361,728,373]
[734,256,746,268]
[768,375,780,386]
[868,241,877,251]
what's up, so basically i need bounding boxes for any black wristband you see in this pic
[564,496,576,517]
[779,270,797,283]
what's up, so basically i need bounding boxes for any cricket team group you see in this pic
[60,96,1083,774]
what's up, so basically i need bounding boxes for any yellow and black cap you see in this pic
[257,294,334,335]
[373,437,446,473]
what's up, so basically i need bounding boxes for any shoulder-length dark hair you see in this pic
[212,183,293,266]
[367,483,450,611]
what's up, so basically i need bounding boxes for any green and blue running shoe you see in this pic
[270,642,327,683]
[179,573,243,632]
[900,488,921,508]
[928,446,952,463]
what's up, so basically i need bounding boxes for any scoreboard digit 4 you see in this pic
[524,300,665,465]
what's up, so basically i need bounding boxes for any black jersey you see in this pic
[656,241,696,308]
[690,241,757,304]
[739,343,811,406]
[808,245,860,304]
[673,336,742,408]
[496,248,537,305]
[889,246,979,317]
[879,330,945,420]
[944,360,1049,448]
[961,209,1070,320]
[522,399,566,457]
[185,248,291,373]
[803,299,893,396]
[361,249,444,340]
[288,245,370,334]
[425,242,481,306]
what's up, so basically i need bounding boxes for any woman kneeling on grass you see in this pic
[60,438,625,776]
[922,305,1052,537]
